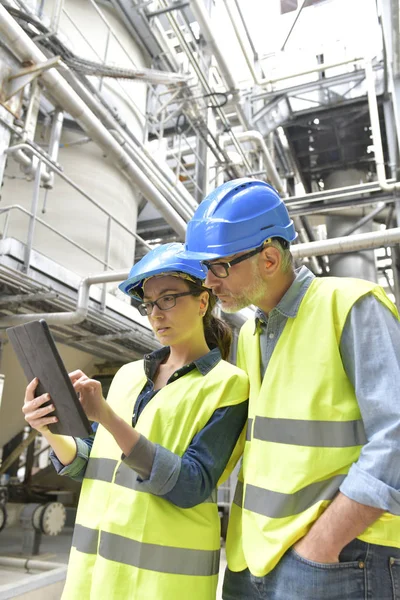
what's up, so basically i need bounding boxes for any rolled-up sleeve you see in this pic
[339,294,400,514]
[50,437,91,482]
[122,401,248,507]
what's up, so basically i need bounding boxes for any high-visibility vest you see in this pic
[226,277,400,577]
[62,358,248,599]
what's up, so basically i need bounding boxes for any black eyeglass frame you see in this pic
[202,241,267,279]
[136,291,194,316]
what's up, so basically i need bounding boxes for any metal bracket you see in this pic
[2,56,61,102]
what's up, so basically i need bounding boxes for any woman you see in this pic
[23,242,249,600]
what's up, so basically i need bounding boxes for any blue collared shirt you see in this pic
[254,266,400,515]
[50,347,248,508]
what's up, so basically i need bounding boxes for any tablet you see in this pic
[7,319,92,438]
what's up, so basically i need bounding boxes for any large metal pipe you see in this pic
[3,226,400,328]
[291,227,400,259]
[0,556,66,572]
[44,107,64,188]
[0,6,187,236]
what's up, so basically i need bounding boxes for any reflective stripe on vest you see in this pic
[227,279,400,577]
[252,416,367,447]
[244,475,346,518]
[72,524,220,576]
[85,457,217,502]
[232,475,345,517]
[246,418,253,441]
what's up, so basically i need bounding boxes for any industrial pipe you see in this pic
[0,6,187,237]
[0,268,130,327]
[0,556,66,571]
[44,107,64,188]
[291,226,400,259]
[221,130,284,194]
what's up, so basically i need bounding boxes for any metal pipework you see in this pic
[0,556,66,572]
[10,147,52,185]
[291,227,400,259]
[0,268,130,327]
[221,130,284,194]
[3,502,66,536]
[0,6,187,237]
[44,108,64,188]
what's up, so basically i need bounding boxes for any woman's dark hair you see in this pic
[185,279,232,360]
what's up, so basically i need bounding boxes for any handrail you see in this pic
[0,205,112,268]
[5,142,152,248]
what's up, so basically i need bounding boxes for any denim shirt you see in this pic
[255,266,400,515]
[50,347,248,508]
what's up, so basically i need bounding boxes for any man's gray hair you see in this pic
[268,238,294,273]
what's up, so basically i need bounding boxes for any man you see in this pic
[182,178,400,600]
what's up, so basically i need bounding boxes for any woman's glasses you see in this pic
[137,292,194,316]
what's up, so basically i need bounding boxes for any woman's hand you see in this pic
[69,370,109,424]
[22,378,58,433]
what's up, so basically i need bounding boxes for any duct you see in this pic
[221,130,284,194]
[291,227,400,259]
[0,6,187,237]
[365,57,400,193]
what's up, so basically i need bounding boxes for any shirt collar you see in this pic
[255,266,315,326]
[143,346,221,379]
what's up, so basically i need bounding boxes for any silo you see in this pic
[1,0,147,275]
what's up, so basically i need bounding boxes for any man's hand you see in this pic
[293,536,339,564]
[292,492,383,565]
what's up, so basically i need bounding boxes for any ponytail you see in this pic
[186,280,232,360]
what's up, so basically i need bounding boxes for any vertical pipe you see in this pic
[23,159,42,273]
[365,59,388,185]
[45,108,64,188]
[101,216,112,311]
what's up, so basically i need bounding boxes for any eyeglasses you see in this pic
[137,291,194,316]
[202,242,267,279]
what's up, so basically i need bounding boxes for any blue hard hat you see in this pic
[182,178,297,261]
[119,242,207,300]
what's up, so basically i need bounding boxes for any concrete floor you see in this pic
[0,526,227,599]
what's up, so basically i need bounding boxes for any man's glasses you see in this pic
[136,291,194,316]
[202,242,267,279]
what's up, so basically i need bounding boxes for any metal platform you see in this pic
[0,238,160,363]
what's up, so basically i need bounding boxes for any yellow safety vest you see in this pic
[227,277,400,577]
[62,357,248,599]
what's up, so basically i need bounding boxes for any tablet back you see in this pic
[7,320,92,438]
